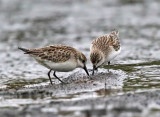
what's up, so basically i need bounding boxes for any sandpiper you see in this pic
[18,45,89,85]
[90,30,121,75]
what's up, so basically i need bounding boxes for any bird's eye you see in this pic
[82,59,85,63]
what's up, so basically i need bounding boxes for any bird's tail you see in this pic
[18,47,29,54]
[111,29,119,36]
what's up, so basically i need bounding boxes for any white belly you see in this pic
[35,58,77,72]
[106,47,121,62]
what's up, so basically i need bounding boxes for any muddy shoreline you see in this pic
[0,0,160,117]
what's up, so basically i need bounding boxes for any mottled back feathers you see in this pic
[24,45,78,63]
[91,31,120,55]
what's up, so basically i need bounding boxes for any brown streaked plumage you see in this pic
[90,30,121,75]
[18,45,89,85]
[23,45,78,63]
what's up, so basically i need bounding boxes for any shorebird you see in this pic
[90,30,121,75]
[18,45,89,85]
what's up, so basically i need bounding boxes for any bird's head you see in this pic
[77,52,89,76]
[90,50,104,75]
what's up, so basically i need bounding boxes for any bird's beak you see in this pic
[92,65,97,75]
[83,65,89,76]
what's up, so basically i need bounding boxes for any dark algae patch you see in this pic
[103,60,160,92]
[102,60,160,72]
[4,78,48,89]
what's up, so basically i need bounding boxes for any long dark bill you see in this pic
[83,65,89,76]
[92,65,97,75]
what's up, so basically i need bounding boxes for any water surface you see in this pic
[0,0,160,117]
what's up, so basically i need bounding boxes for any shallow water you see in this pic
[0,0,160,117]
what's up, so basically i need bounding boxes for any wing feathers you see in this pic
[19,45,77,63]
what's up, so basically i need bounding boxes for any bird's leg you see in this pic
[53,71,65,84]
[48,69,53,85]
[108,61,110,72]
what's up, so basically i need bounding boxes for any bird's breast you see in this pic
[105,47,121,62]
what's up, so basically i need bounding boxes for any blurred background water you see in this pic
[0,0,160,117]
